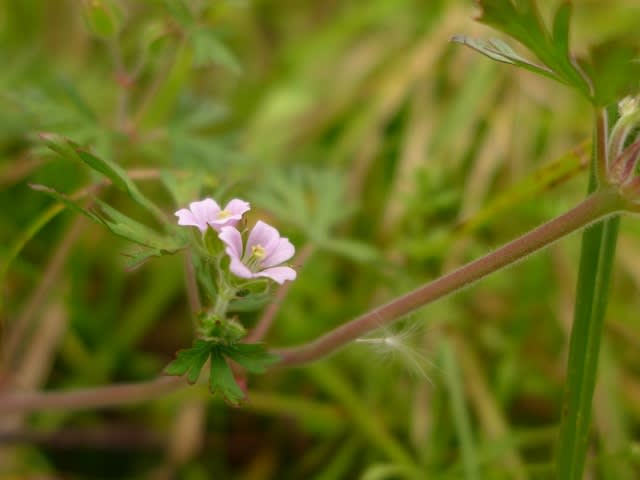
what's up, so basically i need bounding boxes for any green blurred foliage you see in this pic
[1,0,640,478]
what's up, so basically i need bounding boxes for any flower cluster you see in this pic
[175,198,296,284]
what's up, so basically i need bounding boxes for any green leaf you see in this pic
[552,2,571,58]
[209,347,245,405]
[581,40,640,106]
[251,166,356,241]
[223,343,280,374]
[164,340,211,384]
[450,35,559,82]
[29,184,104,225]
[456,0,590,98]
[42,134,129,193]
[42,134,168,223]
[122,246,175,270]
[228,291,272,313]
[191,27,242,75]
[95,199,185,251]
[163,0,194,27]
[318,238,379,263]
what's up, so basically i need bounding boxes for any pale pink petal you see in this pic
[208,199,250,229]
[255,266,297,284]
[261,237,295,267]
[228,255,253,279]
[218,227,244,259]
[221,220,297,284]
[190,198,220,224]
[175,208,208,232]
[247,221,280,252]
[225,199,250,217]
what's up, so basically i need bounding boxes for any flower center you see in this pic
[251,244,266,259]
[244,244,266,272]
[217,209,231,219]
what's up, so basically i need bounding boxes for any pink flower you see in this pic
[218,221,296,284]
[175,198,250,233]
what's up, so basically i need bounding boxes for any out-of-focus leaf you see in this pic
[56,78,98,123]
[123,246,174,270]
[163,0,194,27]
[251,167,356,241]
[29,184,104,225]
[164,340,211,384]
[140,19,173,56]
[319,238,379,263]
[42,133,129,192]
[581,40,640,106]
[160,169,205,207]
[210,347,245,405]
[228,291,272,312]
[174,98,229,130]
[223,343,280,374]
[170,128,244,171]
[191,27,242,75]
[137,44,192,129]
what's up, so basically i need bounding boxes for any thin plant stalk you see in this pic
[275,189,623,366]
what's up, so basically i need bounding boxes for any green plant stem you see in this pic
[274,189,624,366]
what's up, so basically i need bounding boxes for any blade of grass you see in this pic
[555,111,619,480]
[307,363,417,472]
[440,338,479,480]
[593,342,635,480]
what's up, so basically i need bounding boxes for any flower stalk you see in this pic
[274,188,625,366]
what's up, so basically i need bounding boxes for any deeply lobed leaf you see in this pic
[164,340,279,404]
[456,0,640,105]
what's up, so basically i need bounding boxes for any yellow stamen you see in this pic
[251,244,266,259]
[217,209,231,219]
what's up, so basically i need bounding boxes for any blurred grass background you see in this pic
[1,0,640,478]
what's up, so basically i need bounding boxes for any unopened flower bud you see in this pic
[618,95,639,118]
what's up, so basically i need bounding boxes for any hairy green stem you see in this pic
[274,189,624,366]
